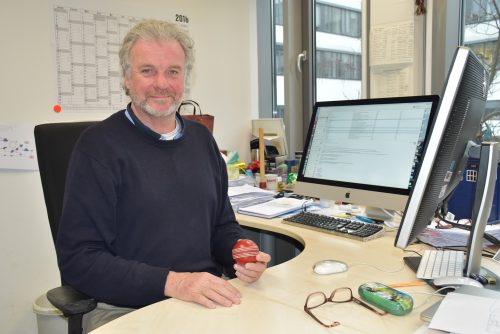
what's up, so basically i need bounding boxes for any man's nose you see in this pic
[154,73,171,89]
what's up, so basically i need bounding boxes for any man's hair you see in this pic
[119,19,195,95]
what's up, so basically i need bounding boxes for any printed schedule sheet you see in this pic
[52,6,189,113]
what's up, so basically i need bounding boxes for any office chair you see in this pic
[34,121,99,334]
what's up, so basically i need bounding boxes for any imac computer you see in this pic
[294,95,439,212]
[394,46,500,289]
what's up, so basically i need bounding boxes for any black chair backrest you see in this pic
[34,122,98,244]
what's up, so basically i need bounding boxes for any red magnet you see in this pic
[232,239,259,264]
[53,104,62,113]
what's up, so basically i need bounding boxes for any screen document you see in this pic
[301,100,435,191]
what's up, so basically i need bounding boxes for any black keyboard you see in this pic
[282,211,385,241]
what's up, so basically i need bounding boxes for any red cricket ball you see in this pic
[232,239,259,264]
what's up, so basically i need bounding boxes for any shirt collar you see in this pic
[125,103,184,140]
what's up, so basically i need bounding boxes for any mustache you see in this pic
[147,89,177,98]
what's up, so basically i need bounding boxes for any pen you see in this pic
[365,217,385,224]
[388,282,426,288]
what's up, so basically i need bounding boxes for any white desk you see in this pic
[90,214,500,334]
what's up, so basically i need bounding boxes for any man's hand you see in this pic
[164,271,241,309]
[234,251,271,283]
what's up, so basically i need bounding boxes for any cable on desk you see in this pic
[348,260,406,274]
[403,249,423,257]
[406,287,449,310]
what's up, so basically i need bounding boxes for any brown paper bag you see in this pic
[178,100,214,133]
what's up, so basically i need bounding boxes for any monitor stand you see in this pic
[404,254,500,292]
[403,255,421,273]
[405,142,500,293]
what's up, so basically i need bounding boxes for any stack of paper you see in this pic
[237,197,309,219]
[228,184,275,211]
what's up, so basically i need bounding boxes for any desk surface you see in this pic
[90,214,500,334]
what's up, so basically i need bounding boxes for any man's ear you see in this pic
[123,75,132,96]
[124,77,130,91]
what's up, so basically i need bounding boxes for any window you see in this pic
[463,0,499,24]
[273,1,363,105]
[313,1,363,102]
[259,0,368,154]
[462,0,500,140]
[316,50,361,80]
[466,169,478,182]
[273,0,284,119]
[315,3,361,38]
[467,42,496,67]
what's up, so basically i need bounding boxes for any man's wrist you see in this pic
[164,271,177,297]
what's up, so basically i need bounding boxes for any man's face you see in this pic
[125,39,186,118]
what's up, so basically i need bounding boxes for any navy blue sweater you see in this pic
[56,110,244,308]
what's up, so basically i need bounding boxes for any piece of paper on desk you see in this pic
[417,227,471,248]
[228,184,273,197]
[429,292,500,334]
[238,197,309,219]
[417,226,499,248]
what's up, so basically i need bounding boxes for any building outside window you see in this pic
[272,0,362,119]
[462,0,500,140]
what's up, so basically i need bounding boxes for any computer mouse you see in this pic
[313,260,348,275]
[432,276,483,288]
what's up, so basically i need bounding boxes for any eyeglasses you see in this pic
[304,287,387,328]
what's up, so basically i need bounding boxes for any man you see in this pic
[56,19,271,331]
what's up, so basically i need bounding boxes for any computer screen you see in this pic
[294,95,439,211]
[394,47,498,286]
[395,46,488,248]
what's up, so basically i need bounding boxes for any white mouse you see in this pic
[313,260,348,275]
[432,276,483,288]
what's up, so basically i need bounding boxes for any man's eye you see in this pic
[141,68,154,75]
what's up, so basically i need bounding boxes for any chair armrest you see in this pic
[47,285,97,316]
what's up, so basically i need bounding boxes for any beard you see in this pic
[130,91,181,118]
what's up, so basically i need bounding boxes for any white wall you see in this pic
[0,1,258,333]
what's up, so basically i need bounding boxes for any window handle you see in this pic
[297,50,308,73]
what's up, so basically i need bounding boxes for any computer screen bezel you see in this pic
[294,95,440,211]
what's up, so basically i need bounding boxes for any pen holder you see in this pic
[227,164,240,181]
[265,174,277,190]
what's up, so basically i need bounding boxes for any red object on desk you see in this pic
[232,239,259,264]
